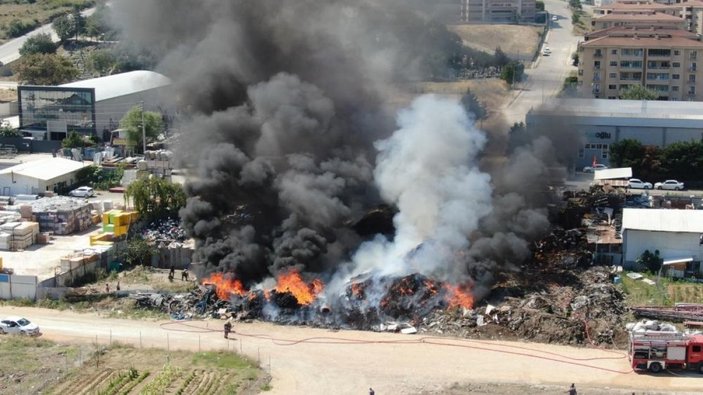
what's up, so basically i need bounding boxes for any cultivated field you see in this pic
[448,24,544,61]
[620,272,703,306]
[0,337,268,395]
[0,0,93,41]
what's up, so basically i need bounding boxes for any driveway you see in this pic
[502,0,582,125]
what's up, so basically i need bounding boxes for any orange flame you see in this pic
[275,270,324,305]
[444,284,474,309]
[202,273,247,300]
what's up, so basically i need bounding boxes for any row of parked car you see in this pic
[582,165,686,190]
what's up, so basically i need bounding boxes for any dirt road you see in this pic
[1,306,701,394]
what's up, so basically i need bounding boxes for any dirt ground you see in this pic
[448,24,543,60]
[2,306,702,395]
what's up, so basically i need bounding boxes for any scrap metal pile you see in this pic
[140,218,188,244]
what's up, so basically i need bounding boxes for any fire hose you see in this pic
[160,320,635,375]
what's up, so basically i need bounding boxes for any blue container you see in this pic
[613,276,621,284]
[84,147,95,160]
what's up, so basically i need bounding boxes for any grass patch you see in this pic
[192,351,256,370]
[620,272,703,306]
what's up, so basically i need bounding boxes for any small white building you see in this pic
[622,208,703,274]
[0,158,88,196]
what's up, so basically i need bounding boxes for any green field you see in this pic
[620,272,703,306]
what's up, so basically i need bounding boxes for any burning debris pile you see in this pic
[420,267,628,345]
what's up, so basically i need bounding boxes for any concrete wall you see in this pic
[0,173,40,196]
[150,245,194,269]
[623,229,703,268]
[0,273,37,299]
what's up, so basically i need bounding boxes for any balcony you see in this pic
[594,52,603,58]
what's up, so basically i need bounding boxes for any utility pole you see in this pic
[141,101,146,155]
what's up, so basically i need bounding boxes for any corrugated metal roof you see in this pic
[61,70,171,102]
[594,167,632,180]
[623,208,703,233]
[0,158,88,181]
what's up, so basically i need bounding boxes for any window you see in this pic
[648,49,671,57]
[621,48,644,56]
[585,144,591,149]
[602,151,608,159]
[595,61,601,69]
[578,148,584,158]
[693,346,702,352]
[673,62,681,68]
[674,50,681,56]
[609,61,617,67]
[691,63,697,71]
[608,84,616,89]
[691,51,698,60]
[690,74,696,82]
[689,86,696,95]
[673,74,680,80]
[620,60,643,68]
[596,144,602,149]
[672,86,679,92]
[611,49,617,55]
[609,73,617,78]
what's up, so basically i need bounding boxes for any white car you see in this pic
[68,186,95,197]
[0,317,41,336]
[627,178,652,189]
[552,15,558,21]
[654,180,685,190]
[542,47,551,56]
[582,164,608,173]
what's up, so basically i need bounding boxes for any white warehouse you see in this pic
[0,158,88,196]
[622,208,703,275]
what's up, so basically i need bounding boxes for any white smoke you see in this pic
[348,94,493,279]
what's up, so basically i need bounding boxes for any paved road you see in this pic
[0,7,96,65]
[1,306,701,395]
[502,0,581,125]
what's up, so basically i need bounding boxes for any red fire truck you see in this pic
[629,331,703,373]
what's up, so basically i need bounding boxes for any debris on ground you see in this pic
[140,218,188,243]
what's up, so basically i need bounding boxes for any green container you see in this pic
[103,224,115,233]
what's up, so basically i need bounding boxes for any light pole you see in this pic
[141,101,146,155]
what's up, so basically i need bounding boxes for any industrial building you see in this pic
[622,208,703,275]
[526,98,703,169]
[18,70,171,141]
[0,157,88,195]
[460,0,536,23]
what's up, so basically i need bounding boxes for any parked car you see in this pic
[627,178,652,189]
[68,186,95,197]
[582,164,608,173]
[654,180,685,190]
[552,15,558,21]
[0,317,40,336]
[542,47,551,56]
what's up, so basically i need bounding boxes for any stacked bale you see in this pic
[21,197,94,235]
[0,221,39,250]
[101,209,138,237]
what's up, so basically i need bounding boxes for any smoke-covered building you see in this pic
[526,98,703,169]
[461,0,537,23]
[18,70,171,141]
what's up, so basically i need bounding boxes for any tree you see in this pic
[19,33,57,56]
[120,237,152,266]
[500,61,524,85]
[460,89,487,121]
[7,19,35,38]
[125,177,187,221]
[71,6,86,41]
[62,131,86,148]
[85,4,115,41]
[637,249,662,273]
[119,106,164,152]
[620,85,658,100]
[609,139,645,168]
[87,49,116,75]
[52,15,74,42]
[15,53,79,85]
[0,126,21,137]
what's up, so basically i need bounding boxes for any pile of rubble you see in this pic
[140,218,188,243]
[420,266,628,346]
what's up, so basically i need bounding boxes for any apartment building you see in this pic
[578,31,703,100]
[595,1,703,33]
[591,12,687,30]
[460,0,536,23]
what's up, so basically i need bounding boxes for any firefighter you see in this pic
[369,388,375,395]
[567,383,577,395]
[224,319,233,339]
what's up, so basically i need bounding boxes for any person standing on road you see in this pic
[369,388,375,395]
[567,383,577,395]
[182,268,189,281]
[224,319,233,339]
[105,283,110,293]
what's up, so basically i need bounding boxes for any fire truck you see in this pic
[629,331,703,373]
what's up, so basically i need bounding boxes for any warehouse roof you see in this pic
[528,98,703,121]
[622,208,703,233]
[61,70,171,102]
[0,158,88,181]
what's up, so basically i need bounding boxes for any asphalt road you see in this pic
[0,7,96,65]
[1,306,702,395]
[502,0,581,125]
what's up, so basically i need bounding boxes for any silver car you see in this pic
[627,178,652,189]
[69,186,95,197]
[0,316,41,336]
[654,180,684,190]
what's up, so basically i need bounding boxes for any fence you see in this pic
[0,273,37,299]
